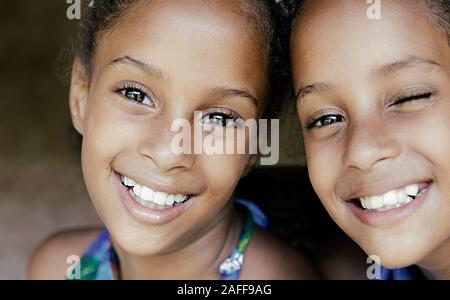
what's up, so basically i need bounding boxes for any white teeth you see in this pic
[154,192,167,206]
[405,184,419,197]
[125,177,136,187]
[371,196,384,209]
[122,176,189,207]
[175,195,186,203]
[166,195,175,206]
[359,183,422,212]
[397,191,408,204]
[133,185,142,196]
[383,191,398,205]
[140,186,154,201]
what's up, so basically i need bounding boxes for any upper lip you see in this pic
[116,171,198,196]
[342,179,432,201]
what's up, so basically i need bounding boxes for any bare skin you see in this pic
[292,0,450,279]
[29,0,317,280]
[28,223,316,280]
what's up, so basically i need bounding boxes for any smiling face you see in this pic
[69,0,268,255]
[292,0,450,268]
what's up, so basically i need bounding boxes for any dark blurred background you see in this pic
[1,1,102,280]
[0,0,339,280]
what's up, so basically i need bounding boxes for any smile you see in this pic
[358,183,425,212]
[346,180,433,227]
[115,172,196,225]
[121,175,190,209]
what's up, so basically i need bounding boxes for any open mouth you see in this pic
[349,181,432,213]
[120,175,192,210]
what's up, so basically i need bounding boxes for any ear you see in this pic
[69,58,89,135]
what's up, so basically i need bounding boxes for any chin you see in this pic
[105,222,174,256]
[118,235,173,256]
[357,236,431,269]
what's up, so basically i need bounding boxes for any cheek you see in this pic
[408,105,450,200]
[391,99,450,171]
[305,138,341,201]
[83,105,125,163]
[81,97,138,197]
[304,137,350,226]
[200,155,247,200]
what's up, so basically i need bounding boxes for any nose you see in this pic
[139,124,195,173]
[344,118,401,173]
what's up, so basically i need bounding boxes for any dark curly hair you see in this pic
[75,0,291,119]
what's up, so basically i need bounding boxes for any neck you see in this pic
[418,238,450,280]
[113,203,242,280]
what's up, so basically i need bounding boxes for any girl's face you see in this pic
[292,0,450,268]
[70,0,267,255]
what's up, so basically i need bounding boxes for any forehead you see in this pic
[291,0,450,84]
[92,0,268,98]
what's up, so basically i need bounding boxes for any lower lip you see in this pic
[347,183,432,227]
[114,172,195,226]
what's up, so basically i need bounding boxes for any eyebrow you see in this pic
[108,56,163,78]
[295,82,332,103]
[209,87,259,109]
[295,57,442,103]
[374,56,441,77]
[108,56,258,109]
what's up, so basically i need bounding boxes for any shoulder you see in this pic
[241,227,319,279]
[28,228,102,280]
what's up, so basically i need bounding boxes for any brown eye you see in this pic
[123,88,145,102]
[306,114,344,129]
[201,109,242,128]
[120,87,154,106]
[203,113,228,126]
